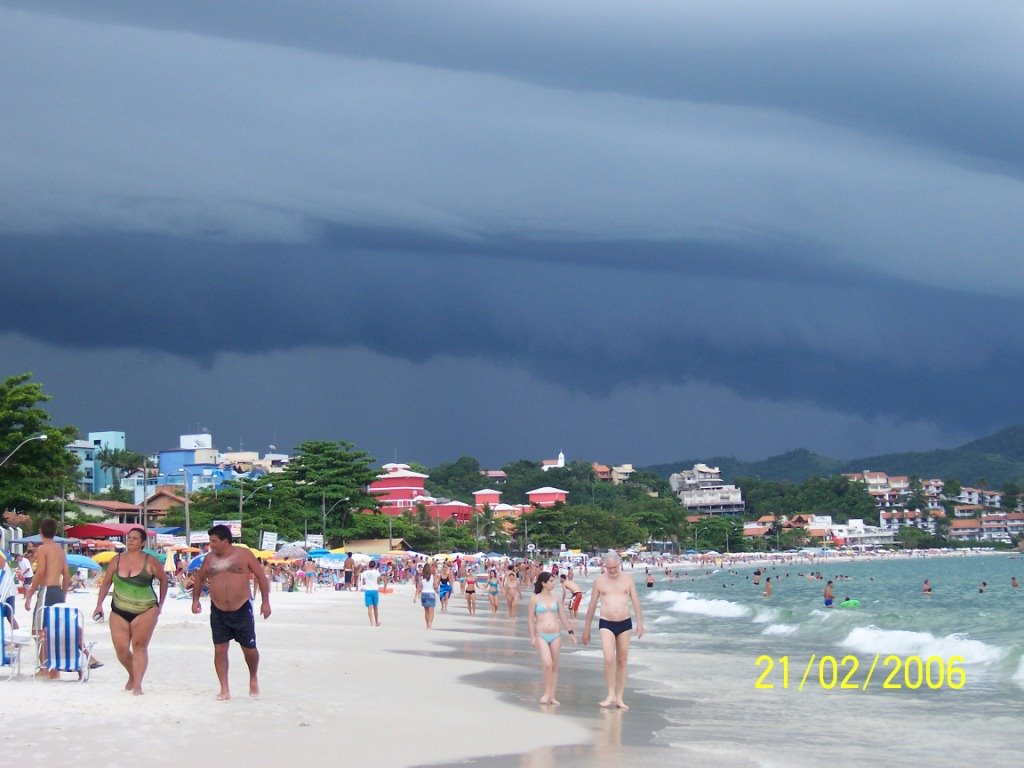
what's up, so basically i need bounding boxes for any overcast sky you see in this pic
[2,2,1022,467]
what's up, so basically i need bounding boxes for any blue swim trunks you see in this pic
[824,598,834,607]
[364,590,379,608]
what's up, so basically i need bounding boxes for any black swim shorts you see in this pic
[210,601,257,649]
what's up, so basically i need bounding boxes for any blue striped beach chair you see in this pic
[36,604,95,682]
[2,607,21,680]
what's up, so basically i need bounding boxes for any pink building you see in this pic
[366,463,478,523]
[473,489,502,509]
[368,463,429,512]
[429,500,475,523]
[526,486,568,508]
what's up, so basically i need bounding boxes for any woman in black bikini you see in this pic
[94,527,168,695]
[464,565,477,615]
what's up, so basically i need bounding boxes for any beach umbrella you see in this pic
[187,553,206,572]
[67,553,101,571]
[277,544,308,560]
[315,558,345,569]
[142,547,167,563]
[351,553,371,564]
[81,538,119,550]
[307,548,331,558]
[485,552,504,559]
[92,550,118,564]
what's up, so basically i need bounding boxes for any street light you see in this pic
[239,480,273,528]
[321,495,349,541]
[0,433,48,470]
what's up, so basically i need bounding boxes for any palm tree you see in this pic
[478,505,497,547]
[96,446,127,492]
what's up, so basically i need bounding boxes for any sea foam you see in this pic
[840,625,1006,665]
[762,623,799,636]
[649,590,749,618]
[1013,656,1024,688]
[752,607,781,624]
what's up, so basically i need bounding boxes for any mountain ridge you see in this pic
[643,425,1024,487]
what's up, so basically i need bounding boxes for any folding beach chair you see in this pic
[36,604,96,682]
[2,609,22,681]
[1,569,31,681]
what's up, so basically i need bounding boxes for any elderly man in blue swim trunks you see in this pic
[581,551,645,710]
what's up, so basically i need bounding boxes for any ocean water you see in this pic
[423,554,1023,768]
[633,553,1023,768]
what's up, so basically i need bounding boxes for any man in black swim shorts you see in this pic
[192,525,272,700]
[581,551,645,710]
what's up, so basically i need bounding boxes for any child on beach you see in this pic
[528,572,577,706]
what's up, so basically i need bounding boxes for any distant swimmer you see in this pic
[763,577,773,598]
[1012,577,1020,588]
[923,579,932,595]
[979,581,987,594]
[823,580,835,608]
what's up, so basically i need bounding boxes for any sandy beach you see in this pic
[2,585,590,767]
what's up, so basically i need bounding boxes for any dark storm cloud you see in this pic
[2,4,1023,463]
[10,1,1024,175]
[4,228,1024,435]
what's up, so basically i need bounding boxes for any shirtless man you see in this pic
[581,551,645,709]
[560,573,583,618]
[24,519,70,678]
[343,552,355,591]
[191,524,271,700]
[823,580,835,608]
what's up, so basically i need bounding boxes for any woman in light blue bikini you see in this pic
[528,572,577,705]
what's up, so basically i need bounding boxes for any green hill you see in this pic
[644,426,1024,487]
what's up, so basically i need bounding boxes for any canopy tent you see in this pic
[342,539,407,556]
[10,534,81,545]
[64,523,157,539]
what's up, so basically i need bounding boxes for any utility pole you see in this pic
[142,471,149,532]
[183,469,191,548]
[322,492,326,540]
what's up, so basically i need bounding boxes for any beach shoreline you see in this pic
[1,585,591,767]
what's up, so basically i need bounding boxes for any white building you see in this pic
[670,463,745,516]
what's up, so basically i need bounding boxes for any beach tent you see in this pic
[65,523,157,539]
[9,535,81,545]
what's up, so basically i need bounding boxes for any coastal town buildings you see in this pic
[366,463,548,522]
[670,463,745,516]
[540,451,565,472]
[879,509,946,535]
